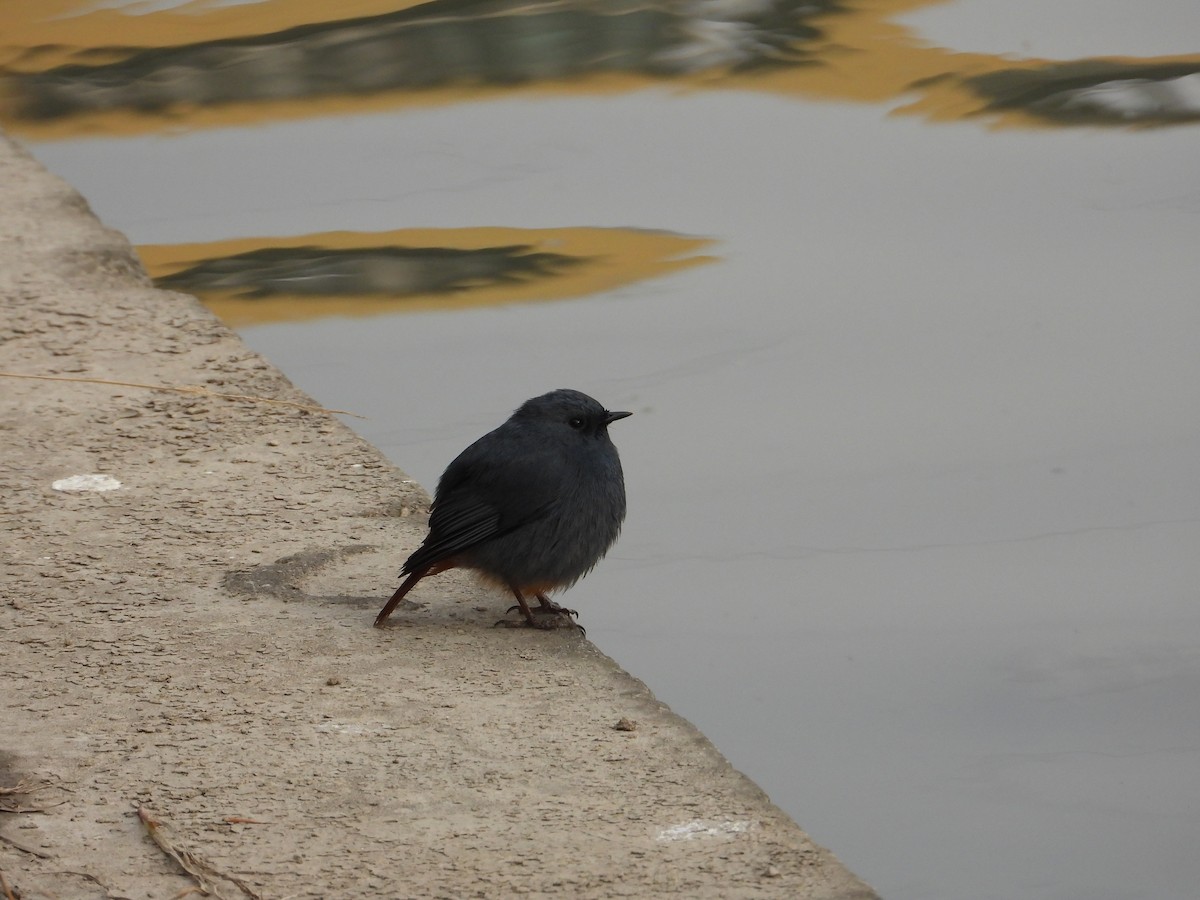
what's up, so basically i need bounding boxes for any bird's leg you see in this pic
[374,566,430,628]
[500,586,539,628]
[498,587,582,633]
[536,592,579,620]
[506,592,572,617]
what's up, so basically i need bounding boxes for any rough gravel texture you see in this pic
[0,133,878,899]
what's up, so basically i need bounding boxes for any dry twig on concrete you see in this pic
[0,833,54,859]
[137,808,263,900]
[0,776,66,813]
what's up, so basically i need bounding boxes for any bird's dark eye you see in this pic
[568,417,585,430]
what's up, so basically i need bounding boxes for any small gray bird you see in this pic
[374,389,629,631]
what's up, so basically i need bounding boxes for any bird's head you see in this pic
[512,389,631,439]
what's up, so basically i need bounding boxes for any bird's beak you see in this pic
[604,410,632,425]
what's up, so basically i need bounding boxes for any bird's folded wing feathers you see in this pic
[402,439,563,574]
[401,495,500,573]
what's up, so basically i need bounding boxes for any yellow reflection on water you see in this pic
[3,0,1198,137]
[0,0,424,63]
[137,226,715,326]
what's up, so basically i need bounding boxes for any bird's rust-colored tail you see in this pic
[374,567,429,627]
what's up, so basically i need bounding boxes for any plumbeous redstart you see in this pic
[374,389,629,631]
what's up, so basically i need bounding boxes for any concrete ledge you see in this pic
[0,132,877,899]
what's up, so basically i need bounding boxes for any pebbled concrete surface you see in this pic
[0,132,878,899]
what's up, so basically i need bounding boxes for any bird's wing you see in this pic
[401,428,562,574]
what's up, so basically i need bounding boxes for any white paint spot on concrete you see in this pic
[656,819,758,842]
[52,474,123,492]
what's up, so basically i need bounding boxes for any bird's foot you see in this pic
[495,606,585,636]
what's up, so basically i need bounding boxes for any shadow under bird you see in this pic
[374,389,630,632]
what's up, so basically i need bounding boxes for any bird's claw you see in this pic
[494,607,586,636]
[538,600,580,619]
[506,602,579,619]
